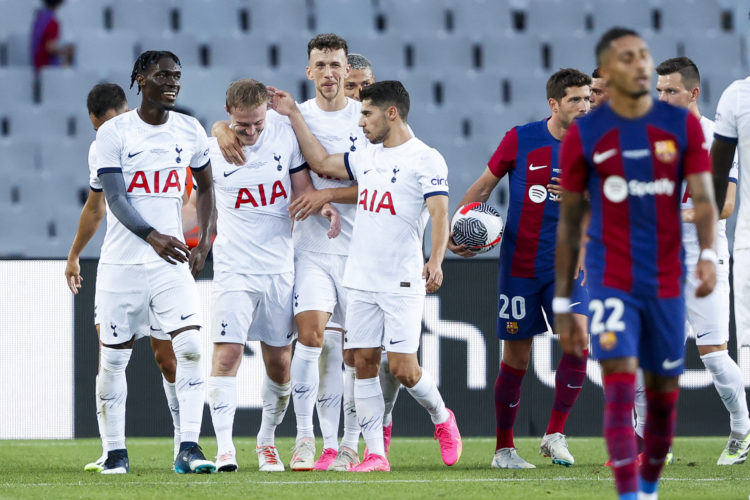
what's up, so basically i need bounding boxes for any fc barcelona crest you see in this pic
[599,331,617,351]
[653,140,677,163]
[506,321,518,334]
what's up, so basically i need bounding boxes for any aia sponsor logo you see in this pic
[127,169,181,193]
[358,189,396,214]
[234,180,288,208]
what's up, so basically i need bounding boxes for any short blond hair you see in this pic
[225,78,268,112]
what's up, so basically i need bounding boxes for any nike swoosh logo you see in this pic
[696,332,711,339]
[188,381,203,387]
[150,326,160,332]
[570,302,581,308]
[662,358,683,370]
[363,169,372,174]
[529,164,548,171]
[593,148,618,164]
[567,384,583,389]
[509,401,520,408]
[181,313,196,320]
[128,151,143,158]
[224,168,241,177]
[286,332,295,339]
[389,339,406,345]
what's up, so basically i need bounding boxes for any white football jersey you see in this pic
[88,140,102,192]
[715,77,750,251]
[95,109,209,265]
[342,137,449,295]
[211,118,306,275]
[680,116,737,264]
[292,97,364,255]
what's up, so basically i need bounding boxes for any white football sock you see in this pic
[290,342,321,440]
[340,363,360,451]
[172,329,205,444]
[317,331,343,450]
[701,350,750,437]
[257,374,291,447]
[95,376,107,456]
[208,376,237,455]
[161,377,181,458]
[634,369,646,439]
[405,369,449,425]
[98,347,131,451]
[355,377,385,457]
[379,352,401,427]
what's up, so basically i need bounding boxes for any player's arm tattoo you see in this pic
[711,138,736,212]
[686,171,717,251]
[191,164,217,245]
[554,190,586,299]
[99,171,154,241]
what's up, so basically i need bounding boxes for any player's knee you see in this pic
[172,328,202,362]
[390,364,420,387]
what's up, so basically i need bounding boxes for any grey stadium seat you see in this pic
[379,0,449,37]
[590,0,654,34]
[136,33,202,68]
[207,34,269,70]
[656,0,723,34]
[8,105,76,140]
[481,34,544,75]
[311,0,377,39]
[40,68,104,109]
[406,35,479,73]
[0,0,37,41]
[525,0,590,37]
[451,0,513,37]
[178,0,247,40]
[72,30,139,72]
[56,0,109,33]
[111,0,175,32]
[0,68,35,106]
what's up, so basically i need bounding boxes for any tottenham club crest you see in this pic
[349,135,358,152]
[175,144,183,163]
[274,153,282,171]
[391,166,400,183]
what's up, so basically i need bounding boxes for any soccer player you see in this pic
[344,53,375,100]
[556,28,717,500]
[66,83,183,472]
[590,67,609,109]
[206,78,341,473]
[94,50,216,474]
[655,57,747,464]
[449,68,592,469]
[710,63,750,463]
[212,34,372,472]
[272,79,462,473]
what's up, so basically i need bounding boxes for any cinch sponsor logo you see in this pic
[431,177,448,186]
[235,180,287,208]
[602,175,675,203]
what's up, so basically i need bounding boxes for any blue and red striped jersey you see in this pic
[560,100,711,298]
[488,119,561,279]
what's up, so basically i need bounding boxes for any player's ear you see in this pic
[548,97,559,113]
[691,86,700,103]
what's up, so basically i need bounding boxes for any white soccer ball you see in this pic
[451,202,504,254]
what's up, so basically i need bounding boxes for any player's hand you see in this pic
[447,232,476,258]
[681,208,695,223]
[146,230,190,265]
[321,204,341,238]
[289,190,329,221]
[573,244,587,286]
[547,177,563,202]
[216,122,245,165]
[188,241,210,278]
[423,259,444,293]
[65,257,83,294]
[267,86,297,117]
[554,312,587,358]
[695,259,717,297]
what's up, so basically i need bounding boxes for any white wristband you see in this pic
[552,297,571,314]
[699,248,718,264]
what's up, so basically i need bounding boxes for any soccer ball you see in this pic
[451,202,504,254]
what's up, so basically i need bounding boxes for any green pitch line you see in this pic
[0,437,746,500]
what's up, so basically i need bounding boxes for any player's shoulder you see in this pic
[406,137,446,164]
[169,110,204,131]
[97,108,135,135]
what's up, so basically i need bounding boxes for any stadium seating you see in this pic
[0,0,747,257]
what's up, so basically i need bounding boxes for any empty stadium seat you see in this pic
[0,0,37,41]
[5,33,31,67]
[379,0,449,37]
[111,0,176,33]
[451,0,513,37]
[56,0,109,33]
[207,34,269,70]
[0,68,35,105]
[349,36,406,76]
[311,0,377,39]
[481,34,544,75]
[173,66,240,117]
[591,0,655,34]
[177,0,247,39]
[542,34,598,73]
[40,67,105,109]
[8,105,77,140]
[406,35,479,73]
[249,0,309,35]
[525,0,590,36]
[136,33,202,67]
[72,30,138,71]
[656,0,724,34]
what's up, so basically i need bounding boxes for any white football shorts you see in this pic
[344,288,424,354]
[293,249,348,326]
[685,259,730,346]
[212,271,295,347]
[734,248,750,346]
[95,261,201,345]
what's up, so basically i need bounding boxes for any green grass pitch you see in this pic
[0,437,748,499]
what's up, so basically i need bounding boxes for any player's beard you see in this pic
[628,89,650,99]
[366,124,389,144]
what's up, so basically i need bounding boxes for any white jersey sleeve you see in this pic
[95,120,124,175]
[189,120,211,170]
[714,81,740,140]
[88,140,102,191]
[416,148,449,198]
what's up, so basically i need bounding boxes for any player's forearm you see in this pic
[428,200,450,264]
[68,206,104,259]
[554,192,585,298]
[693,200,717,251]
[711,139,736,212]
[324,186,358,204]
[211,120,232,140]
[194,185,216,246]
[719,183,736,219]
[99,172,155,241]
[287,108,337,176]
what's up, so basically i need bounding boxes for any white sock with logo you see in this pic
[257,374,291,447]
[95,377,108,457]
[290,343,321,440]
[701,350,750,437]
[172,329,205,444]
[98,346,132,451]
[208,376,237,455]
[634,369,647,439]
[379,352,401,427]
[161,377,181,458]
[317,331,343,450]
[405,369,449,425]
[341,363,360,451]
[355,377,385,457]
